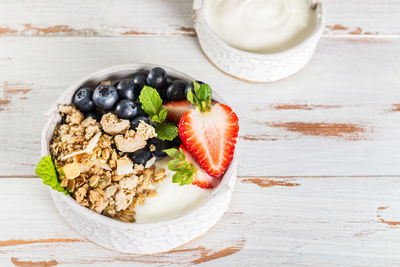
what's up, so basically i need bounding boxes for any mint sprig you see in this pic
[139,86,164,119]
[186,81,212,112]
[35,155,69,195]
[164,148,197,186]
[138,86,178,141]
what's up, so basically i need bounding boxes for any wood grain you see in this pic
[10,258,58,267]
[0,0,399,37]
[323,0,400,37]
[1,37,400,177]
[1,178,400,266]
[0,238,83,247]
[242,177,300,188]
[0,0,194,37]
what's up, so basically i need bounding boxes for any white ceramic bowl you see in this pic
[41,63,239,254]
[193,0,326,83]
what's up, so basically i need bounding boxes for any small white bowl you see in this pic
[193,0,326,83]
[41,63,239,254]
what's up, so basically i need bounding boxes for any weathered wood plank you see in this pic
[1,37,400,177]
[0,0,195,37]
[0,0,399,37]
[0,177,399,266]
[324,0,400,37]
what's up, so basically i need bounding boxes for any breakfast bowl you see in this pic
[193,0,326,83]
[40,63,239,254]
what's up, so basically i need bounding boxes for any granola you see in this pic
[100,113,130,135]
[115,123,156,152]
[50,104,165,222]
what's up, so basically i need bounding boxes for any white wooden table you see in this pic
[1,1,400,266]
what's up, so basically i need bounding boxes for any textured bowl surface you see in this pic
[41,63,239,254]
[193,0,326,83]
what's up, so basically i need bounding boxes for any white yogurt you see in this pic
[134,158,211,223]
[204,0,316,53]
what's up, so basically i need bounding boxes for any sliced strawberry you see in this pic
[179,103,239,178]
[163,100,193,123]
[180,145,220,189]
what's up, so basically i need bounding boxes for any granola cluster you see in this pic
[50,105,166,222]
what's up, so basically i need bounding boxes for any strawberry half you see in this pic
[179,83,239,178]
[180,145,220,189]
[163,100,193,123]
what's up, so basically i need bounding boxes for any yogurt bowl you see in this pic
[193,0,326,83]
[41,63,239,254]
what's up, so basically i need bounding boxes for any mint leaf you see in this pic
[190,81,201,107]
[201,84,212,110]
[155,122,178,141]
[168,159,183,171]
[139,86,163,117]
[158,108,168,122]
[139,86,170,126]
[181,177,193,185]
[200,84,212,105]
[35,155,69,195]
[166,148,197,186]
[172,172,185,184]
[172,171,193,186]
[168,159,193,172]
[151,109,168,123]
[152,114,160,123]
[187,82,212,113]
[164,148,185,161]
[193,81,201,95]
[187,89,195,104]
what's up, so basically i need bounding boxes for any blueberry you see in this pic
[129,148,152,165]
[185,80,204,98]
[171,135,182,148]
[73,87,96,113]
[158,76,174,103]
[165,76,175,87]
[132,73,147,92]
[147,67,167,89]
[136,104,147,117]
[130,116,151,130]
[85,112,101,121]
[157,77,172,102]
[157,88,168,102]
[166,80,187,101]
[114,99,137,119]
[148,138,171,159]
[115,79,136,101]
[92,84,119,110]
[95,108,108,116]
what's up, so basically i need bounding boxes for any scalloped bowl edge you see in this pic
[41,63,239,254]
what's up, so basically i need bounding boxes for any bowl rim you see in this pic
[42,63,239,229]
[194,0,326,59]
